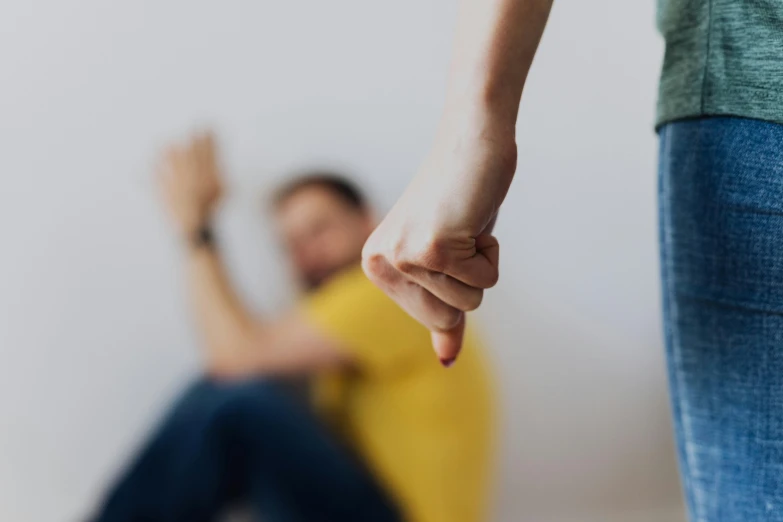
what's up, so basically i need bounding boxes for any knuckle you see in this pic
[486,268,500,288]
[420,239,449,272]
[392,256,415,275]
[360,241,377,264]
[432,308,462,332]
[462,290,484,312]
[361,252,387,280]
[389,244,415,274]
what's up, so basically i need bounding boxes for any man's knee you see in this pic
[177,376,277,403]
[167,378,283,429]
[209,379,288,421]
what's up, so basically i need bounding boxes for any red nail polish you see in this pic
[440,357,456,368]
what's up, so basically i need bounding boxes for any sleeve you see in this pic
[302,269,433,375]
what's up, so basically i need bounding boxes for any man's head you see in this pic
[273,172,375,291]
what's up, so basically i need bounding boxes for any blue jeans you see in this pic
[93,378,401,522]
[660,117,783,521]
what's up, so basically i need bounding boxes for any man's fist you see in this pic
[157,131,224,236]
[362,111,516,365]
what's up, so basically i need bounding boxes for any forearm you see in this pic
[185,244,348,378]
[444,0,554,129]
[186,244,257,357]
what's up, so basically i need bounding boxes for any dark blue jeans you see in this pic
[660,117,783,521]
[93,379,400,522]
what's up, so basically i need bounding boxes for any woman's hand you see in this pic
[362,110,517,365]
[362,0,553,365]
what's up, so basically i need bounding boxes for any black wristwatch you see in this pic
[190,224,216,250]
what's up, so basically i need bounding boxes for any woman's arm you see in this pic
[445,0,553,129]
[362,0,554,365]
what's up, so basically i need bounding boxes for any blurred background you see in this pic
[0,1,684,521]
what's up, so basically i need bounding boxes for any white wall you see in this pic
[0,1,684,521]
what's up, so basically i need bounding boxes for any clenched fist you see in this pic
[362,111,517,365]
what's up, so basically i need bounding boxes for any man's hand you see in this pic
[206,337,256,380]
[362,111,516,365]
[153,130,349,380]
[158,131,224,236]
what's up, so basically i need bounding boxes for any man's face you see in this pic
[275,185,374,291]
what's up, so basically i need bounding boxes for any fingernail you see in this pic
[440,357,457,368]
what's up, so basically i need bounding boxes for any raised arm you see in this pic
[157,133,347,378]
[362,0,554,365]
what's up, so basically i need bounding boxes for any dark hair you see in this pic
[273,171,368,211]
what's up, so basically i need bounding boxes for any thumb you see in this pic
[447,234,500,289]
[431,313,466,367]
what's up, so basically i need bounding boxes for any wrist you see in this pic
[435,102,518,167]
[440,91,517,141]
[443,72,522,131]
[186,222,216,251]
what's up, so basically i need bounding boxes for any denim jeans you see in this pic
[659,117,783,521]
[93,378,401,522]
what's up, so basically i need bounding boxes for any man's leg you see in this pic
[94,378,401,522]
[213,379,401,522]
[94,379,247,522]
[659,117,783,521]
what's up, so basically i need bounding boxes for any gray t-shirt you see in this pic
[657,0,783,128]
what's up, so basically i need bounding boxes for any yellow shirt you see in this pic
[303,266,495,522]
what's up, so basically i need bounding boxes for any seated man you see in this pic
[93,132,495,522]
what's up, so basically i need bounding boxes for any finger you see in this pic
[185,136,202,172]
[195,130,221,186]
[203,132,221,188]
[193,131,210,165]
[201,130,216,164]
[167,146,187,180]
[398,264,484,312]
[431,314,466,365]
[363,254,463,333]
[158,147,183,188]
[444,233,500,289]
